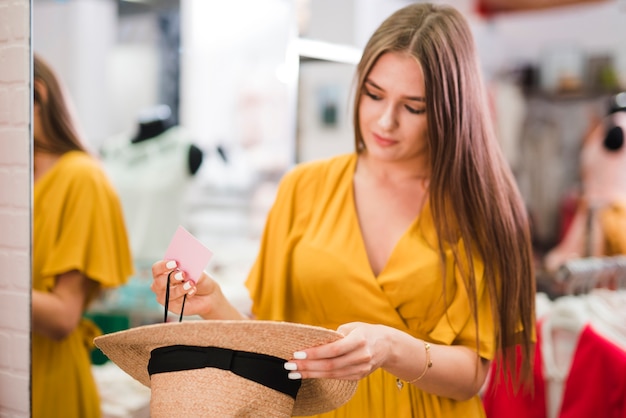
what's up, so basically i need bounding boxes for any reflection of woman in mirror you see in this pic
[31,53,133,418]
[150,3,536,417]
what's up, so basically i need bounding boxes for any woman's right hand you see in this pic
[151,260,245,320]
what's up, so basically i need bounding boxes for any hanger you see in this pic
[541,296,589,383]
[555,256,626,295]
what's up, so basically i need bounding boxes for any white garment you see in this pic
[586,288,626,350]
[101,126,196,262]
[538,291,626,418]
[540,296,589,418]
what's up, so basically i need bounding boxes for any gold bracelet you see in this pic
[407,341,432,384]
[395,341,433,390]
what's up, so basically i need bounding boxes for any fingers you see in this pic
[284,331,372,380]
[151,260,197,306]
[336,322,359,336]
[283,322,394,381]
[301,322,361,360]
[284,361,365,381]
[152,259,176,274]
[284,347,370,380]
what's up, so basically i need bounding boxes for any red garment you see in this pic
[483,323,626,418]
[475,1,494,17]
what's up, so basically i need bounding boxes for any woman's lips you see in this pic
[373,133,396,147]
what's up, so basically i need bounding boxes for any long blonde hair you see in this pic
[353,3,535,389]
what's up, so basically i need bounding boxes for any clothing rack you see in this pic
[553,255,626,295]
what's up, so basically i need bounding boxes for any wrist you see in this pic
[407,341,432,383]
[199,283,244,320]
[388,332,434,387]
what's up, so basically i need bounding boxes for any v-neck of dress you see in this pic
[348,157,424,280]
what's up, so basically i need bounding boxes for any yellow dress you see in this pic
[600,200,626,256]
[246,154,496,418]
[32,151,133,418]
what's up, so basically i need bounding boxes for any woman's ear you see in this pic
[33,79,48,107]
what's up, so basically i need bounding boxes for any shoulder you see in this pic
[271,154,355,211]
[280,153,355,190]
[60,150,99,170]
[58,151,116,194]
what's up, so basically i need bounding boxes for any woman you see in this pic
[32,54,133,418]
[151,3,535,417]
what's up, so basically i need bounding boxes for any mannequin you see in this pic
[544,94,626,272]
[100,104,204,264]
[97,105,207,320]
[131,104,203,176]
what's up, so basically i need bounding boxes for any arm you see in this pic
[544,198,604,272]
[32,270,100,340]
[284,322,491,401]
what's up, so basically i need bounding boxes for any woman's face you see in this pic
[33,101,43,145]
[33,79,46,148]
[358,51,429,165]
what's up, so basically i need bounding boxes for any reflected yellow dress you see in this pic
[600,200,626,256]
[246,154,495,418]
[32,151,133,418]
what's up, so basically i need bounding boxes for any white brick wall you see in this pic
[0,0,31,416]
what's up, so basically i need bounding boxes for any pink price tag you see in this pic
[163,226,213,284]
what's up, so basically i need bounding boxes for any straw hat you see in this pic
[94,320,358,417]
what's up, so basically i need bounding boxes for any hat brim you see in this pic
[94,320,357,416]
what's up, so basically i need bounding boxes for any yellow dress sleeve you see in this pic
[417,205,496,360]
[245,161,320,320]
[39,153,133,291]
[428,248,496,360]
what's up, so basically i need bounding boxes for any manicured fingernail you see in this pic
[288,372,302,380]
[183,281,192,290]
[284,362,297,371]
[166,260,177,269]
[293,351,307,360]
[174,272,183,281]
[188,288,196,296]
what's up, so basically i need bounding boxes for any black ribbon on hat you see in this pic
[148,345,302,399]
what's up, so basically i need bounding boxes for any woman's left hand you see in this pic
[284,322,394,381]
[286,321,492,401]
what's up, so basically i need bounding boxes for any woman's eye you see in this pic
[364,90,381,101]
[406,105,426,115]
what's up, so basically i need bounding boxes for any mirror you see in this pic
[33,0,300,322]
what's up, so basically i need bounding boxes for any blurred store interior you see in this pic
[32,0,626,415]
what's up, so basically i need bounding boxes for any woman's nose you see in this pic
[377,103,398,131]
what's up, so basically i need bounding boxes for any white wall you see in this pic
[33,0,117,150]
[305,1,626,87]
[0,0,31,416]
[473,1,626,83]
[107,12,160,141]
[180,0,296,172]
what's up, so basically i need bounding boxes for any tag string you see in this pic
[164,270,186,323]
